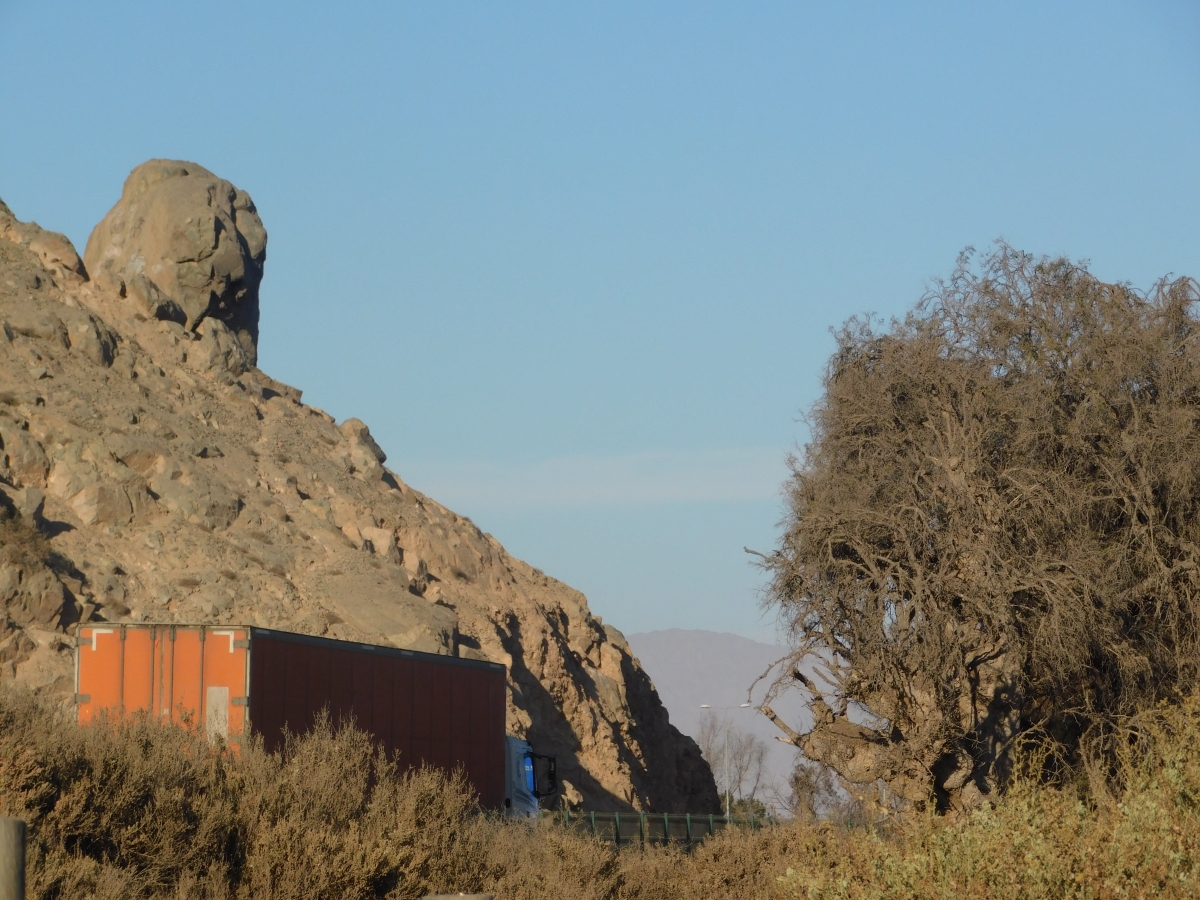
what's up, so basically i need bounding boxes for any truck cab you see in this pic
[504,736,557,818]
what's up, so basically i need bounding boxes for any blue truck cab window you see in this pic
[523,753,536,793]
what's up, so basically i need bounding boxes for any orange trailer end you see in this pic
[76,624,250,742]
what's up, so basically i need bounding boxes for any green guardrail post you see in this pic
[614,811,621,847]
[685,812,692,846]
[590,810,596,838]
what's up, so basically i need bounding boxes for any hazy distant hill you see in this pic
[626,629,812,809]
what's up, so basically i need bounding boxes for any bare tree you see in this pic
[696,711,769,813]
[779,758,839,822]
[760,245,1200,813]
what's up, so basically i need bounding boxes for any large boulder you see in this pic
[83,160,266,363]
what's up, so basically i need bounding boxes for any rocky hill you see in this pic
[0,159,718,813]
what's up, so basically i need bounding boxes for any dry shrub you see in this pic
[0,690,242,899]
[778,695,1200,899]
[0,693,490,900]
[232,719,490,900]
[616,823,817,900]
[479,819,619,900]
[4,687,1199,899]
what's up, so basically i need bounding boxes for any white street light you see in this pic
[699,703,754,820]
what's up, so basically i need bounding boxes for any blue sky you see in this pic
[2,1,1197,641]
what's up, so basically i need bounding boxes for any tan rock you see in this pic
[47,450,99,500]
[70,484,133,527]
[148,461,241,530]
[11,487,45,527]
[185,317,249,378]
[338,417,388,478]
[83,160,266,362]
[301,497,333,522]
[126,274,185,323]
[59,306,116,366]
[338,418,385,461]
[0,564,69,630]
[388,622,454,655]
[4,306,68,346]
[559,779,584,811]
[400,549,428,581]
[0,421,49,489]
[360,525,401,563]
[0,199,88,286]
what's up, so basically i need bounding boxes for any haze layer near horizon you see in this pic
[1,1,1196,642]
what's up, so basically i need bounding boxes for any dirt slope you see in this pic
[0,161,718,813]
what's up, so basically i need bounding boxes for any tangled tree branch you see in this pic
[763,244,1200,812]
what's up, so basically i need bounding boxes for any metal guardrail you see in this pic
[558,810,769,848]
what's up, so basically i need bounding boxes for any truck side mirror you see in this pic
[532,754,557,798]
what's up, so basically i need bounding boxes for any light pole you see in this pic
[700,702,752,820]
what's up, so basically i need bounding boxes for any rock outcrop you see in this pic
[0,163,718,813]
[83,160,266,363]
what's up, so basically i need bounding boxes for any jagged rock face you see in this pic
[82,160,266,364]
[0,170,718,814]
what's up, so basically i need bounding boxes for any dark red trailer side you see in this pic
[246,628,507,809]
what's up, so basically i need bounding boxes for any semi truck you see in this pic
[74,623,556,817]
